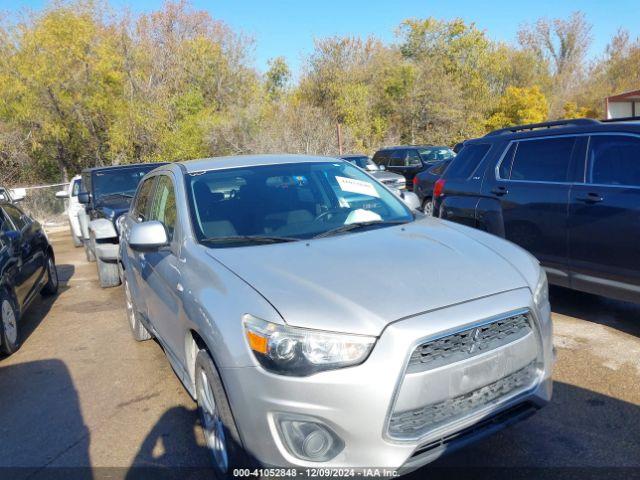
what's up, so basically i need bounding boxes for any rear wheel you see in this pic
[41,254,59,296]
[195,350,251,476]
[0,292,20,355]
[124,276,151,341]
[85,241,95,262]
[422,198,434,216]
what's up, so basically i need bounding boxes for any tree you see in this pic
[486,86,548,130]
[265,57,291,99]
[518,12,592,115]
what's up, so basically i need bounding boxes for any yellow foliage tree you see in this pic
[486,86,549,131]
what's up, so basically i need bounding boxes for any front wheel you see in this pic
[41,254,59,296]
[195,350,252,476]
[0,292,20,355]
[123,276,151,341]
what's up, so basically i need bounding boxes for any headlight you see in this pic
[243,315,376,376]
[533,268,549,310]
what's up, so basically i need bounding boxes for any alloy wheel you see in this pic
[197,367,229,473]
[423,200,434,216]
[1,300,17,345]
[124,280,136,330]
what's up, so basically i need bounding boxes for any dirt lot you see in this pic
[1,230,639,479]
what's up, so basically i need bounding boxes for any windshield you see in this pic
[418,147,456,164]
[187,161,413,246]
[343,156,377,171]
[93,166,159,204]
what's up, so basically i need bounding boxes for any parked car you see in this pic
[372,146,455,190]
[55,175,83,247]
[78,163,166,288]
[0,187,26,204]
[119,155,553,475]
[0,201,58,356]
[434,118,640,303]
[339,154,406,190]
[412,158,454,215]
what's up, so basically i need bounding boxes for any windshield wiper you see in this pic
[200,235,300,245]
[99,192,134,201]
[313,220,407,239]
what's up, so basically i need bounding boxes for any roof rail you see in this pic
[601,116,640,123]
[484,118,600,137]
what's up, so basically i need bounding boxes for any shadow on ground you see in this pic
[550,285,640,338]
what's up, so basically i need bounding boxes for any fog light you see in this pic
[278,415,344,462]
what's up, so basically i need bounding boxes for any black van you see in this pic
[372,145,455,190]
[433,118,640,303]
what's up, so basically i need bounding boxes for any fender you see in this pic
[88,218,118,240]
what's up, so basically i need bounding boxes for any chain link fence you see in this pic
[15,183,70,227]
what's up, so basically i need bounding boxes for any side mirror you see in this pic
[400,191,421,211]
[10,188,26,202]
[129,221,168,251]
[55,190,68,199]
[78,192,90,204]
[378,164,386,171]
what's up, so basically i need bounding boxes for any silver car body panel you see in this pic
[119,156,554,471]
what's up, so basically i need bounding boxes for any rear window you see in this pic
[504,137,576,183]
[588,135,640,187]
[372,151,389,167]
[445,144,491,180]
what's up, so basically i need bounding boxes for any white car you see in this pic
[55,175,83,247]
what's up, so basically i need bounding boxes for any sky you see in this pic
[3,0,639,77]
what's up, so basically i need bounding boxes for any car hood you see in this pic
[207,218,530,336]
[372,170,405,182]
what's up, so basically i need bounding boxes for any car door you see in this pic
[124,175,157,319]
[144,174,183,358]
[385,149,408,178]
[568,133,640,301]
[483,136,583,286]
[1,204,45,307]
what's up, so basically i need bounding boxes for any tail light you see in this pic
[433,178,446,199]
[413,176,419,187]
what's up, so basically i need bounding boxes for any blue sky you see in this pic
[3,0,639,77]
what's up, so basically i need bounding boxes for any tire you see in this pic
[195,349,252,476]
[72,232,83,248]
[0,292,20,356]
[422,198,434,217]
[123,276,151,341]
[41,254,59,296]
[85,241,96,262]
[97,257,121,288]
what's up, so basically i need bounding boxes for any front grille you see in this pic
[408,312,531,372]
[389,361,537,437]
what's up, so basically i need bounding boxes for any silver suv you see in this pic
[119,155,554,475]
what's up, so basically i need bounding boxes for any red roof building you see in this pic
[605,89,640,119]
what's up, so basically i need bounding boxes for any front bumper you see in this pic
[221,288,554,471]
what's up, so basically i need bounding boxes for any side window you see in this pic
[3,205,28,230]
[389,150,406,167]
[149,176,177,242]
[71,179,82,197]
[509,137,576,183]
[132,177,156,222]
[446,144,491,180]
[498,143,517,179]
[588,135,640,187]
[406,150,422,167]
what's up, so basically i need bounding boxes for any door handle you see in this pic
[491,186,509,196]
[576,193,603,204]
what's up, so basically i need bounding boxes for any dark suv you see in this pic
[434,118,640,303]
[372,146,455,190]
[78,163,166,287]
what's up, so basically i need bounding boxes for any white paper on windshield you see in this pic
[345,209,382,224]
[336,176,379,198]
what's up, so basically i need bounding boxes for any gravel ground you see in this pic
[1,230,638,480]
